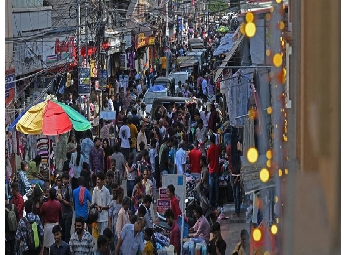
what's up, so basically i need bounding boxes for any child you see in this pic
[144,228,154,255]
[80,162,91,190]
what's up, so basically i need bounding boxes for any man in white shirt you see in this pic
[201,76,208,96]
[119,116,131,161]
[108,95,114,111]
[136,81,143,96]
[92,172,111,235]
[200,107,210,128]
[175,141,186,175]
[158,119,166,138]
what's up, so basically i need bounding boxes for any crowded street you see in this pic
[5,0,341,254]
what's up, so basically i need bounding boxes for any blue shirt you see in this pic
[120,224,144,255]
[17,170,31,196]
[73,186,92,221]
[168,148,176,174]
[50,241,71,255]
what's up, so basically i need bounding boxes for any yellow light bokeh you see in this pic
[247,147,259,163]
[271,224,278,235]
[283,135,288,142]
[253,229,262,241]
[279,169,283,176]
[248,108,256,120]
[266,149,273,159]
[267,106,273,114]
[276,218,279,223]
[285,169,289,175]
[264,251,271,255]
[245,22,256,37]
[279,21,285,30]
[260,168,270,182]
[266,49,271,56]
[273,53,283,67]
[274,196,279,203]
[270,6,274,13]
[276,0,282,3]
[246,12,254,23]
[266,160,271,168]
[266,13,271,21]
[240,23,246,35]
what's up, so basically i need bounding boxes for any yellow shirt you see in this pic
[128,123,138,149]
[144,241,154,255]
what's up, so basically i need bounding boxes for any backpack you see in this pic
[23,216,40,250]
[6,204,17,232]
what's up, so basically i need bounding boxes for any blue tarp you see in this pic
[148,85,166,92]
[213,33,235,56]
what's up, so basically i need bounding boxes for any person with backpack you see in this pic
[15,199,44,255]
[58,172,73,243]
[5,196,19,255]
[40,188,62,255]
[10,182,24,219]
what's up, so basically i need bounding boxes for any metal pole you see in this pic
[85,5,90,121]
[77,0,81,66]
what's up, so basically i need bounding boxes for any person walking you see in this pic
[119,117,131,161]
[69,216,95,255]
[115,196,131,239]
[175,141,186,175]
[15,199,44,255]
[5,197,19,255]
[127,115,138,160]
[92,172,111,235]
[40,188,62,255]
[108,186,124,249]
[111,143,127,183]
[207,134,220,208]
[189,141,202,180]
[70,145,85,191]
[10,182,24,219]
[49,225,71,255]
[72,177,92,222]
[58,172,73,243]
[89,137,104,187]
[114,217,145,255]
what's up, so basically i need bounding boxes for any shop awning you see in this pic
[214,33,244,81]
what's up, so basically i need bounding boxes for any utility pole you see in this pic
[85,4,90,120]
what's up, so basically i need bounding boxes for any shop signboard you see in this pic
[98,69,107,91]
[162,174,186,213]
[78,67,90,95]
[157,199,171,214]
[5,69,15,105]
[241,155,275,194]
[136,33,148,50]
[120,54,126,70]
[148,36,155,46]
[159,188,169,199]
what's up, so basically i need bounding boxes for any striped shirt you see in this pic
[69,230,94,255]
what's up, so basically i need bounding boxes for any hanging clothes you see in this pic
[54,133,69,171]
[242,117,255,155]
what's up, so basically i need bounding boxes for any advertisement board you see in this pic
[98,69,108,91]
[157,199,171,214]
[159,188,169,199]
[78,67,91,95]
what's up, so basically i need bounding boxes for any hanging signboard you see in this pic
[5,69,15,105]
[148,36,155,46]
[120,54,126,70]
[98,69,107,91]
[78,67,91,95]
[157,199,171,213]
[159,188,169,199]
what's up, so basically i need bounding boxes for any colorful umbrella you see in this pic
[9,99,91,135]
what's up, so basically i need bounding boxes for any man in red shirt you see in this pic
[166,184,182,221]
[40,188,62,254]
[206,134,221,207]
[189,141,202,180]
[164,208,181,255]
[10,182,24,219]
